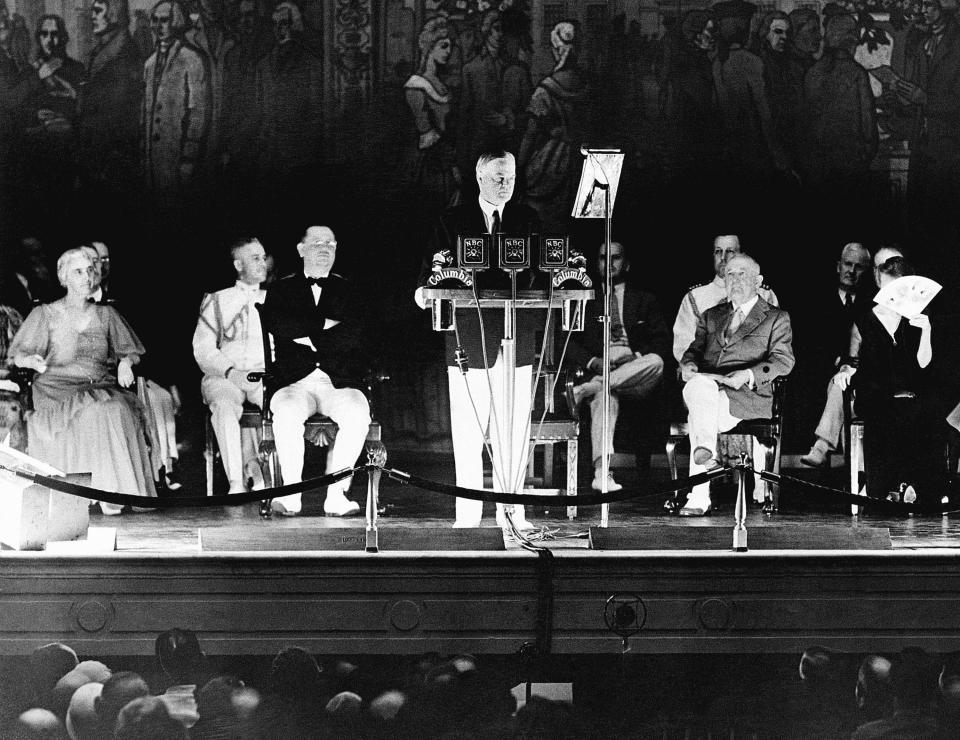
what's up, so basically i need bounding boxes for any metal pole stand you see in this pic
[365,435,387,553]
[733,453,750,552]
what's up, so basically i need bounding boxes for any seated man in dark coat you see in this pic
[259,225,370,517]
[567,240,669,491]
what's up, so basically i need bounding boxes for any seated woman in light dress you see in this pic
[8,248,156,514]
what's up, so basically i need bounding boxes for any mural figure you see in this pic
[801,14,878,192]
[77,0,143,200]
[220,0,272,182]
[254,1,324,186]
[712,0,790,181]
[900,0,960,280]
[788,8,822,73]
[518,20,591,233]
[500,7,533,155]
[185,0,234,176]
[401,16,460,216]
[142,0,209,200]
[754,11,804,166]
[663,10,719,178]
[133,10,155,62]
[457,9,505,185]
[22,15,86,235]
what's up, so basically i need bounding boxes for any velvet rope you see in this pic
[755,469,935,515]
[381,466,731,506]
[0,465,362,509]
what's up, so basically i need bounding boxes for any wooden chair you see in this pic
[666,377,787,511]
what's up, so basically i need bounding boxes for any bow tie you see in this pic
[306,277,328,287]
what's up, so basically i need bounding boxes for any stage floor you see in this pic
[4,461,960,657]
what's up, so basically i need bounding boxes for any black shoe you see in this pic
[563,378,581,420]
[663,497,683,515]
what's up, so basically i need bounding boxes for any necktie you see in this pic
[725,307,744,342]
[844,292,854,310]
[490,209,501,235]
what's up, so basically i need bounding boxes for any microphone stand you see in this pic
[599,177,612,528]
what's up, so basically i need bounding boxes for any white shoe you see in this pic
[270,500,301,517]
[591,472,622,492]
[323,494,360,517]
[244,460,265,491]
[453,519,481,528]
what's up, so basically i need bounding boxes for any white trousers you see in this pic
[578,350,664,466]
[447,362,533,525]
[201,375,263,489]
[683,375,740,504]
[814,379,844,450]
[271,369,370,510]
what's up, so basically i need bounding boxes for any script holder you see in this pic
[573,147,624,527]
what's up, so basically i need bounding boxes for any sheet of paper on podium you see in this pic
[572,149,624,219]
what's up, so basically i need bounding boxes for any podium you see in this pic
[422,287,593,502]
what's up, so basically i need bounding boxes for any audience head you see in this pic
[95,671,150,734]
[712,234,741,278]
[598,241,629,282]
[114,696,187,740]
[723,253,761,305]
[55,249,95,296]
[837,242,870,290]
[757,10,790,52]
[856,654,893,713]
[788,7,821,55]
[798,645,841,687]
[230,237,268,286]
[891,647,939,715]
[195,674,245,719]
[267,646,325,705]
[155,628,204,685]
[90,0,130,36]
[65,682,103,740]
[325,690,363,717]
[12,708,66,740]
[476,151,516,208]
[368,689,407,722]
[51,662,111,718]
[29,643,78,707]
[79,247,102,292]
[297,225,338,277]
[824,13,859,52]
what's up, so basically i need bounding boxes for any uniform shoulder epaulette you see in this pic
[687,282,709,293]
[760,282,774,292]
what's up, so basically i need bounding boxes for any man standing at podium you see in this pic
[420,150,541,529]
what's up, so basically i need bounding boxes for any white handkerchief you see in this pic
[873,275,941,319]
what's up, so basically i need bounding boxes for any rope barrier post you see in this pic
[365,442,387,554]
[733,453,749,552]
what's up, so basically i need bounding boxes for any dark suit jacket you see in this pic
[853,311,925,419]
[681,297,795,419]
[260,272,364,390]
[568,283,671,368]
[423,199,543,367]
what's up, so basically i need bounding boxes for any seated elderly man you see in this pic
[678,254,795,515]
[192,237,268,493]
